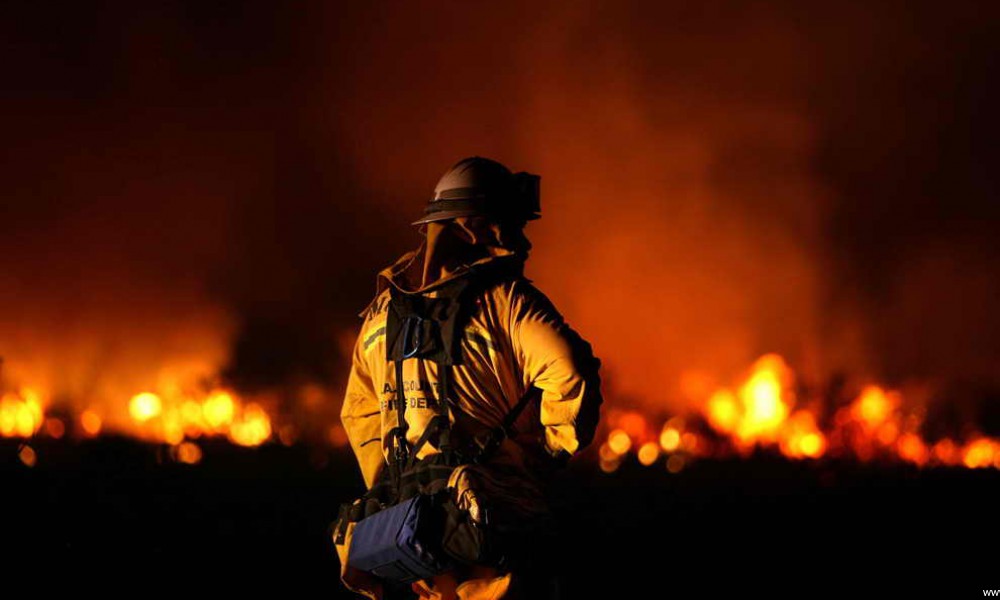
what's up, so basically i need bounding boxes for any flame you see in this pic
[129,392,163,422]
[735,354,793,444]
[203,391,236,429]
[637,442,660,466]
[2,377,278,447]
[0,388,44,438]
[961,438,997,469]
[897,433,929,466]
[852,386,897,430]
[122,387,272,446]
[704,390,739,435]
[693,353,796,451]
[228,402,272,447]
[607,429,633,455]
[3,343,999,475]
[80,409,102,436]
[779,411,827,459]
[659,426,681,452]
[600,352,1000,473]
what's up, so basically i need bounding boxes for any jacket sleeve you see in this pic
[509,281,603,460]
[340,319,384,490]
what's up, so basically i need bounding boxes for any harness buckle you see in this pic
[401,315,425,359]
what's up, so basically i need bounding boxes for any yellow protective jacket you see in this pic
[337,237,603,599]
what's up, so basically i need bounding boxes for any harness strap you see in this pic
[381,264,539,493]
[385,357,410,492]
[405,362,456,470]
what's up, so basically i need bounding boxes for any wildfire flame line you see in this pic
[2,384,275,467]
[4,352,999,474]
[599,353,1000,473]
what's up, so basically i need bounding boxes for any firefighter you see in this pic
[334,156,603,600]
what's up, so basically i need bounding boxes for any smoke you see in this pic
[1,1,998,420]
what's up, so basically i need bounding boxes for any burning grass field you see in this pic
[2,351,998,595]
[3,434,995,596]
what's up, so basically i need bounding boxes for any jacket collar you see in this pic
[358,239,525,317]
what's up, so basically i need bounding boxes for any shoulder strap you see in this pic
[383,275,475,493]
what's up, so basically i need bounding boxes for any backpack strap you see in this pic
[384,276,473,496]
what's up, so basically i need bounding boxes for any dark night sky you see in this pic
[2,1,999,415]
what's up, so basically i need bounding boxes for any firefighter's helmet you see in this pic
[411,156,541,226]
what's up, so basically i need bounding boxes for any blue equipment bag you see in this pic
[347,493,449,583]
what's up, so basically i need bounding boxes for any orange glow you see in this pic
[80,410,102,436]
[680,432,699,453]
[852,386,897,429]
[129,392,162,422]
[666,454,686,474]
[698,354,799,454]
[736,354,791,442]
[779,410,827,459]
[18,444,37,467]
[637,442,660,466]
[328,424,350,447]
[181,400,205,434]
[597,353,1000,472]
[704,390,739,434]
[607,429,632,455]
[599,456,621,473]
[44,417,65,439]
[659,427,681,452]
[963,438,996,469]
[877,422,899,446]
[55,383,275,446]
[203,391,236,429]
[175,441,203,464]
[799,433,824,458]
[1,347,996,474]
[897,434,929,466]
[933,439,960,465]
[278,424,297,446]
[228,402,272,447]
[599,442,618,462]
[161,408,184,445]
[616,412,648,440]
[0,389,45,438]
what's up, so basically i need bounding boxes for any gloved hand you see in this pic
[447,465,488,525]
